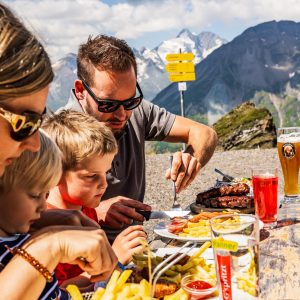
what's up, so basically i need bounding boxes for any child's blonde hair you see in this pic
[42,110,118,171]
[0,131,62,192]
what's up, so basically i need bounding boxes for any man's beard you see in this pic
[85,101,128,139]
[110,122,127,140]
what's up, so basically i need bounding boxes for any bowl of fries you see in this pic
[181,274,217,299]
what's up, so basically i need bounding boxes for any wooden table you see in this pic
[150,203,300,300]
[259,204,300,300]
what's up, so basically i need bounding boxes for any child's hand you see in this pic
[112,225,147,265]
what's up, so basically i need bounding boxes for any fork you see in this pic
[169,155,182,210]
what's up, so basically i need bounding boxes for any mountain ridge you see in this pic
[152,20,300,126]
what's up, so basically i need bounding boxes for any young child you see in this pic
[0,131,69,300]
[42,110,146,288]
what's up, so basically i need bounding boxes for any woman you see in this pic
[0,3,117,299]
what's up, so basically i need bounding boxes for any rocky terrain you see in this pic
[143,148,283,239]
[213,102,277,150]
[146,102,277,154]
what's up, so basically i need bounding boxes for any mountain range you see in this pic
[47,29,226,110]
[153,20,300,126]
[48,53,77,110]
[135,29,226,100]
[48,20,300,129]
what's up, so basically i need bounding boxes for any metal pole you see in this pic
[180,89,185,118]
[180,89,186,151]
[179,48,186,151]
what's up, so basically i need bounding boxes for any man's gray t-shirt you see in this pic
[64,91,176,241]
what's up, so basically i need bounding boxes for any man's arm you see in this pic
[30,209,100,232]
[164,115,218,192]
[96,196,151,229]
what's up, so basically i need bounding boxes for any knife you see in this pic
[214,168,234,182]
[136,209,190,221]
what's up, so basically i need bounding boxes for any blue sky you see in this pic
[3,0,300,61]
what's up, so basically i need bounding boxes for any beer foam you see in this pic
[277,133,300,143]
[255,172,277,178]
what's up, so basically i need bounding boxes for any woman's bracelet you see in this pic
[5,245,53,283]
[117,261,126,271]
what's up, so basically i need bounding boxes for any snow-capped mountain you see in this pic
[153,21,300,126]
[156,29,226,64]
[136,29,227,100]
[47,29,226,110]
[132,47,167,103]
[48,53,77,111]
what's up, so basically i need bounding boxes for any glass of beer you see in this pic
[252,168,278,228]
[277,127,300,203]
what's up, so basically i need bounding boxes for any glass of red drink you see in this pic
[252,168,278,228]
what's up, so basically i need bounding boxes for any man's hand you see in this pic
[96,196,151,229]
[30,209,100,232]
[164,115,218,193]
[165,151,201,193]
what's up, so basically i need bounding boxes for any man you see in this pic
[64,35,218,242]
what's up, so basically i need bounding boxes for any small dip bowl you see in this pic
[181,274,217,299]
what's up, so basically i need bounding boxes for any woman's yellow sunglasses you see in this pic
[0,107,46,141]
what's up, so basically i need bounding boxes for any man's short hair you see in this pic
[0,131,62,192]
[77,34,137,86]
[42,109,118,171]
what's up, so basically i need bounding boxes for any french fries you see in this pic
[191,241,211,258]
[67,243,215,299]
[67,270,156,300]
[189,211,231,222]
[100,270,133,300]
[91,288,105,300]
[236,246,258,297]
[163,288,188,300]
[162,243,216,299]
[66,284,83,300]
[237,275,257,296]
[171,211,239,238]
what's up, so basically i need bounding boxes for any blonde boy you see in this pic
[43,110,146,287]
[0,132,68,300]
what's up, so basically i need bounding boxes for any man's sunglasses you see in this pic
[82,81,143,113]
[0,107,46,141]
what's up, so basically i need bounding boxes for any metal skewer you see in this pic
[151,241,198,298]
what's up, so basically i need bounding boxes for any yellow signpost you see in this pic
[165,51,196,151]
[165,52,196,83]
[169,73,196,82]
[166,62,195,73]
[166,53,195,62]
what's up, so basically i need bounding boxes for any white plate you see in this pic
[164,211,190,218]
[154,221,211,242]
[212,217,264,234]
[154,220,264,242]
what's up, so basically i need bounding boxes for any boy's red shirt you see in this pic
[47,203,98,285]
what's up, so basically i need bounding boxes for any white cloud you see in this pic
[3,0,300,61]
